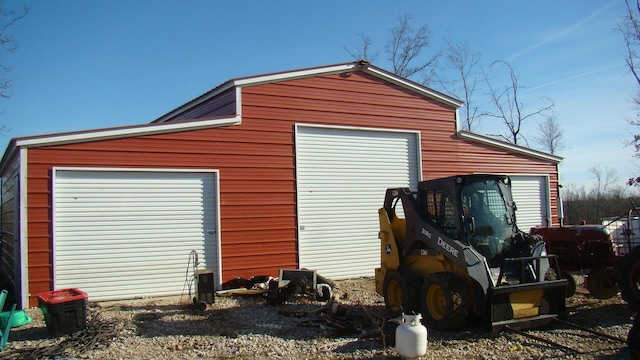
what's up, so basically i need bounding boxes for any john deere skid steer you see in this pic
[375,174,566,332]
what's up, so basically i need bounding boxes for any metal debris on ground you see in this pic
[7,307,123,360]
[279,299,384,339]
[218,269,335,305]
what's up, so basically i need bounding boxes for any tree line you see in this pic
[562,166,640,225]
[563,187,640,226]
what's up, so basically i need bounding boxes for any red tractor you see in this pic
[530,209,640,311]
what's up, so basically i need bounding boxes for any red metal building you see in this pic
[0,61,562,307]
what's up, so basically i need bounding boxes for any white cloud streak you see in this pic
[507,2,618,62]
[523,62,626,92]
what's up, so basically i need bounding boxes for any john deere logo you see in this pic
[385,244,392,255]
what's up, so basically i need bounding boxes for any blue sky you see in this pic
[1,0,637,191]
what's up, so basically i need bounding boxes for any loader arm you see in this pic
[383,188,492,293]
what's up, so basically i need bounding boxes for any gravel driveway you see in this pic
[1,276,636,359]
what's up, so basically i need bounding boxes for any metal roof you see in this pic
[0,116,241,173]
[0,61,561,172]
[457,130,563,164]
[152,60,464,122]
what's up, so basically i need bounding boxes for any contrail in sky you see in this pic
[507,2,618,62]
[523,63,626,92]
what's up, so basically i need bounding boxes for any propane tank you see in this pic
[395,313,427,359]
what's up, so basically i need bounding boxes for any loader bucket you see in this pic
[488,279,566,332]
[487,256,567,332]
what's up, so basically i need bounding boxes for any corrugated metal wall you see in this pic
[25,122,299,305]
[20,70,560,306]
[0,152,20,297]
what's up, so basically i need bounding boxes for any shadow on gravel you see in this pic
[567,302,634,327]
[7,324,50,342]
[123,296,392,341]
[4,291,635,360]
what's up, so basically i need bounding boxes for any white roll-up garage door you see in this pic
[295,125,420,279]
[53,169,219,301]
[510,175,549,231]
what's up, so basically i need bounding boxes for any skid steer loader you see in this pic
[375,174,566,332]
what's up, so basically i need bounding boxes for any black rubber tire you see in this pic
[586,266,619,299]
[620,247,640,312]
[629,316,640,359]
[382,270,419,317]
[420,272,470,331]
[561,271,577,298]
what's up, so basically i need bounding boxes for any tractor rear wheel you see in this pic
[383,270,419,317]
[420,272,470,331]
[561,271,577,298]
[586,266,619,299]
[619,247,640,311]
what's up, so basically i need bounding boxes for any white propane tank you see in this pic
[395,313,427,359]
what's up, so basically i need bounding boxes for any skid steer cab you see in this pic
[375,174,566,332]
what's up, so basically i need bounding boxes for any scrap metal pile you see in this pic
[218,269,336,305]
[216,269,392,341]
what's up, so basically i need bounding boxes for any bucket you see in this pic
[0,310,32,328]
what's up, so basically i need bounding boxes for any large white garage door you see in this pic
[296,126,420,279]
[510,175,549,231]
[53,169,219,301]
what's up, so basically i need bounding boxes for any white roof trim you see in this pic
[156,64,358,123]
[234,62,463,108]
[458,130,563,164]
[154,64,358,123]
[233,63,358,87]
[363,66,463,109]
[155,61,463,123]
[16,116,241,148]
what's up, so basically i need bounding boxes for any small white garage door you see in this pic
[510,175,549,231]
[296,125,420,279]
[53,169,219,301]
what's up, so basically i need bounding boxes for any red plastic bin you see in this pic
[37,288,87,305]
[37,288,88,337]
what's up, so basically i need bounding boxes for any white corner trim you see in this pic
[236,88,243,118]
[19,148,29,308]
[16,116,241,149]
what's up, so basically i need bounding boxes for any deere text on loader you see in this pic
[375,174,566,332]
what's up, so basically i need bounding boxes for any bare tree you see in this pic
[621,0,640,93]
[343,33,379,63]
[386,14,440,84]
[0,3,28,100]
[0,2,28,133]
[345,14,440,85]
[483,61,555,145]
[589,166,617,221]
[620,0,640,185]
[533,115,565,154]
[562,180,638,224]
[437,38,483,131]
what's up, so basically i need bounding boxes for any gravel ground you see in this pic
[0,276,636,360]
